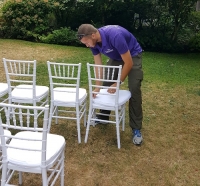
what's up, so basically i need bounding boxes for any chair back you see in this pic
[0,103,49,165]
[47,61,82,103]
[87,63,122,108]
[3,58,37,100]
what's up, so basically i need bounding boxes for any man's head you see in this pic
[77,24,100,47]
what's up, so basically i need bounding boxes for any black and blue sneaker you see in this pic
[132,129,143,145]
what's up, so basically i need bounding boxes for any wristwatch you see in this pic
[120,81,124,85]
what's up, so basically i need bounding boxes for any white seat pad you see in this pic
[0,83,8,97]
[7,131,65,166]
[93,89,131,107]
[53,87,87,103]
[11,85,49,100]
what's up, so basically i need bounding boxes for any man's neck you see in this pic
[96,31,101,43]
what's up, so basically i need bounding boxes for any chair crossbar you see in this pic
[4,144,45,152]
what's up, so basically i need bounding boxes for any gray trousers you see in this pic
[99,53,143,130]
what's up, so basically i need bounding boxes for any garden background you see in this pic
[0,0,200,185]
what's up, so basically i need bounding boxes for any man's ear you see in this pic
[91,33,96,39]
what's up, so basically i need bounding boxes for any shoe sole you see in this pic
[133,138,143,145]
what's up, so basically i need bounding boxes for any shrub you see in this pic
[39,27,80,46]
[184,11,200,52]
[0,0,53,41]
[188,33,200,52]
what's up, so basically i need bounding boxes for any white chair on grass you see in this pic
[0,83,9,111]
[85,63,131,149]
[2,58,49,119]
[0,103,66,186]
[0,83,11,171]
[47,61,87,143]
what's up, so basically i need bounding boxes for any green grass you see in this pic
[143,52,200,85]
[0,39,200,186]
[35,44,200,89]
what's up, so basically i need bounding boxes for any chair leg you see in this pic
[48,103,54,132]
[76,105,81,143]
[60,150,65,186]
[84,105,93,143]
[42,169,48,186]
[7,98,12,119]
[115,110,121,149]
[55,106,58,124]
[83,102,87,127]
[122,105,125,131]
[1,163,8,186]
[34,109,38,128]
[18,171,22,185]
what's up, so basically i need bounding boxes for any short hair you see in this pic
[77,24,97,35]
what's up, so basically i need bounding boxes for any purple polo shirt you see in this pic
[90,25,142,61]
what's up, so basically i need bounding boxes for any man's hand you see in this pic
[107,83,117,94]
[92,87,100,98]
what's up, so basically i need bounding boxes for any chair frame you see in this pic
[3,58,49,119]
[47,61,87,143]
[85,63,131,149]
[0,103,66,186]
[0,83,9,112]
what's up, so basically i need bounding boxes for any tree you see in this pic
[160,0,197,41]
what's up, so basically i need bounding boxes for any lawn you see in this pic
[0,39,200,186]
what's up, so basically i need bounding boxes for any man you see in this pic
[77,24,143,145]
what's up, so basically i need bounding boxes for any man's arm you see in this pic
[94,53,102,65]
[120,50,133,82]
[93,53,103,86]
[93,53,103,97]
[107,50,133,94]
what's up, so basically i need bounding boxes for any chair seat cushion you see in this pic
[53,87,87,104]
[7,131,65,167]
[0,83,8,97]
[11,85,49,100]
[93,89,131,107]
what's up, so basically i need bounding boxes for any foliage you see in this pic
[177,11,200,52]
[188,32,200,52]
[48,0,77,29]
[0,0,199,52]
[39,27,80,46]
[159,0,197,42]
[188,11,200,33]
[0,0,53,40]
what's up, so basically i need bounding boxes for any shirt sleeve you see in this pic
[113,34,129,55]
[90,48,100,56]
